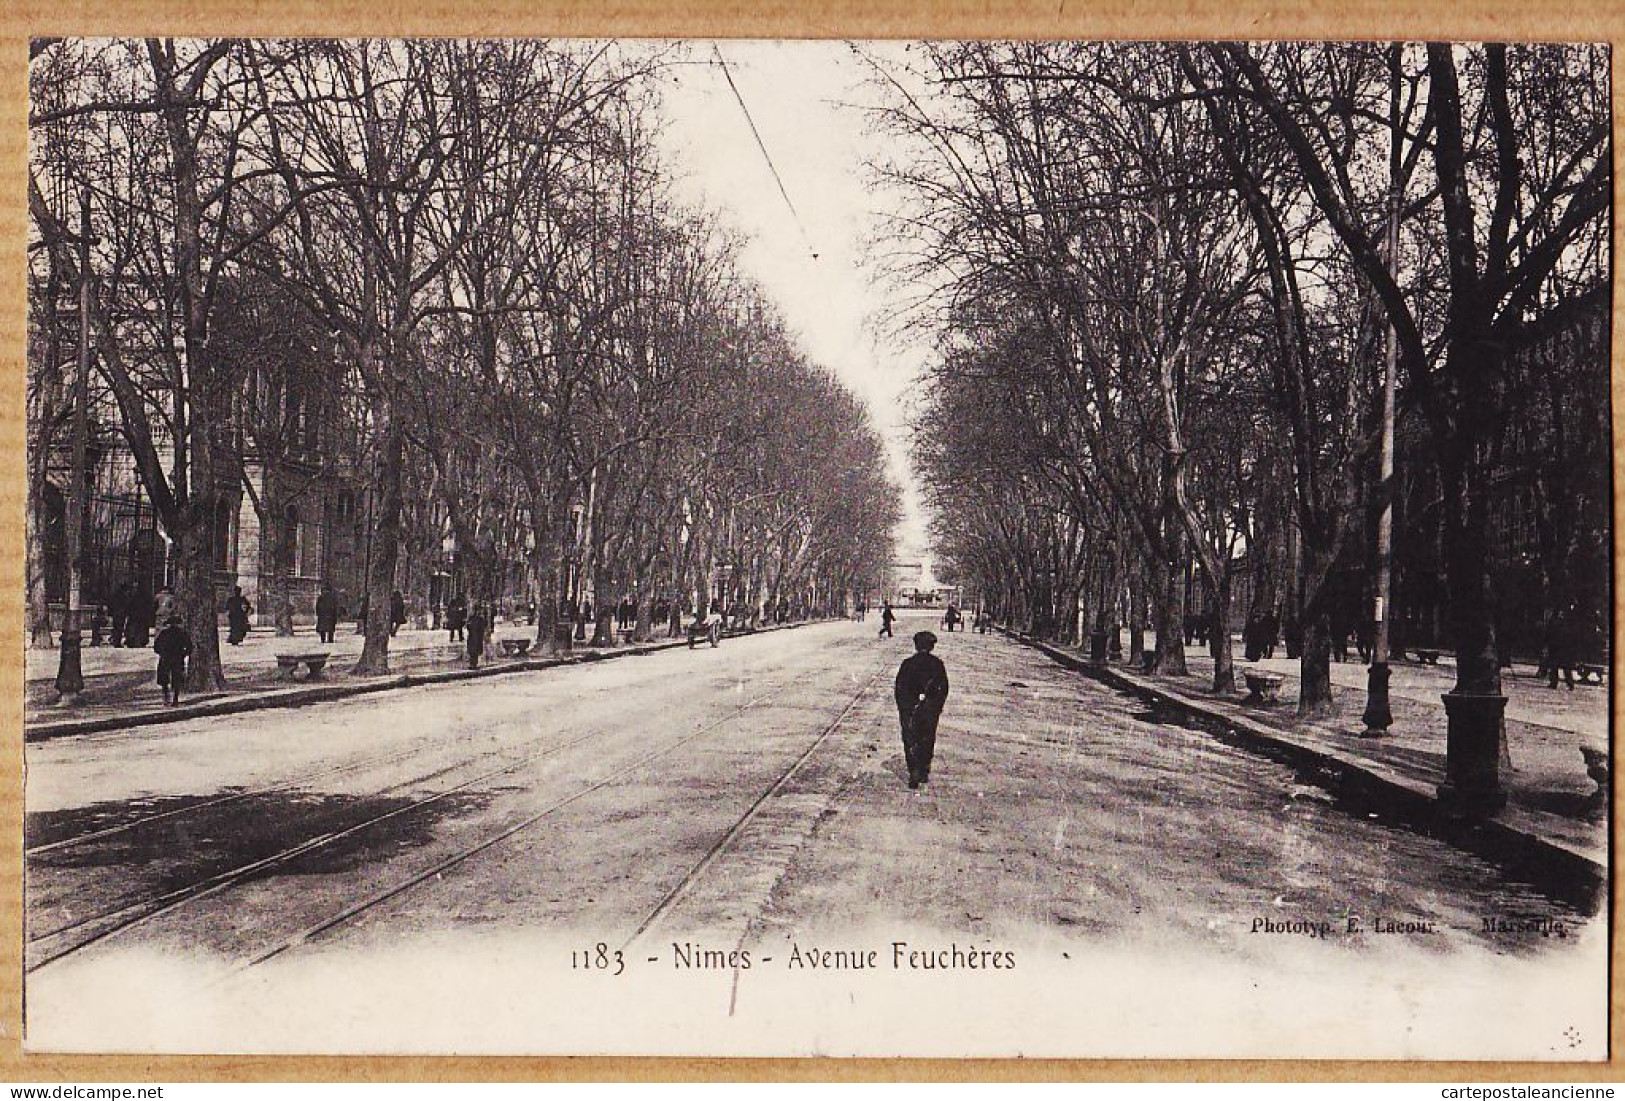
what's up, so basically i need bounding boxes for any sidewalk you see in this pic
[25,621,798,741]
[25,622,462,684]
[1011,632,1609,881]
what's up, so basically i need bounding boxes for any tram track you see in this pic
[24,710,682,971]
[26,737,445,858]
[27,681,685,949]
[625,663,888,947]
[27,663,808,976]
[217,654,888,985]
[25,629,816,859]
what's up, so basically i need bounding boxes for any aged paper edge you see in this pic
[0,0,1619,1083]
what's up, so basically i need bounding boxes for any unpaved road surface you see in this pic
[25,613,1604,1058]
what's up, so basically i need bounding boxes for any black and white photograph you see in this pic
[21,37,1613,1059]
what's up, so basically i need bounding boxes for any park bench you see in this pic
[275,651,331,681]
[1412,648,1442,665]
[499,638,532,657]
[1574,663,1607,685]
[1243,670,1285,705]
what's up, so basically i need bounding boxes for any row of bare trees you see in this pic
[877,41,1609,717]
[28,38,900,690]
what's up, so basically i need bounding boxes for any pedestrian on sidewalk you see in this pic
[447,592,467,642]
[466,604,487,669]
[153,615,192,707]
[315,582,339,644]
[895,630,950,789]
[226,585,253,646]
[389,590,407,636]
[879,601,895,638]
[108,581,132,649]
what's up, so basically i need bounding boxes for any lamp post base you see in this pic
[1436,691,1509,818]
[1089,629,1108,664]
[1360,661,1392,736]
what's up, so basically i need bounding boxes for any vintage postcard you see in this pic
[16,33,1613,1062]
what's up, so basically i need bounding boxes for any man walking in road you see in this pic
[879,601,895,638]
[895,630,949,789]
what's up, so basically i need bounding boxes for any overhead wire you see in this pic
[711,43,819,261]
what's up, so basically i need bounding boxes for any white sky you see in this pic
[651,40,934,570]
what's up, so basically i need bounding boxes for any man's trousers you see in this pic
[899,704,940,783]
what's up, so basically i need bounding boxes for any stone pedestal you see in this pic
[1437,691,1509,817]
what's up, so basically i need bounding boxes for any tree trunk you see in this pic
[1441,438,1509,767]
[179,375,227,691]
[534,554,562,652]
[354,419,404,675]
[27,478,53,649]
[1441,449,1502,696]
[1127,563,1145,663]
[590,563,615,647]
[1153,549,1188,675]
[634,592,654,642]
[258,507,294,638]
[1297,607,1335,718]
[178,508,227,691]
[1295,538,1339,713]
[275,593,295,635]
[1211,567,1235,695]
